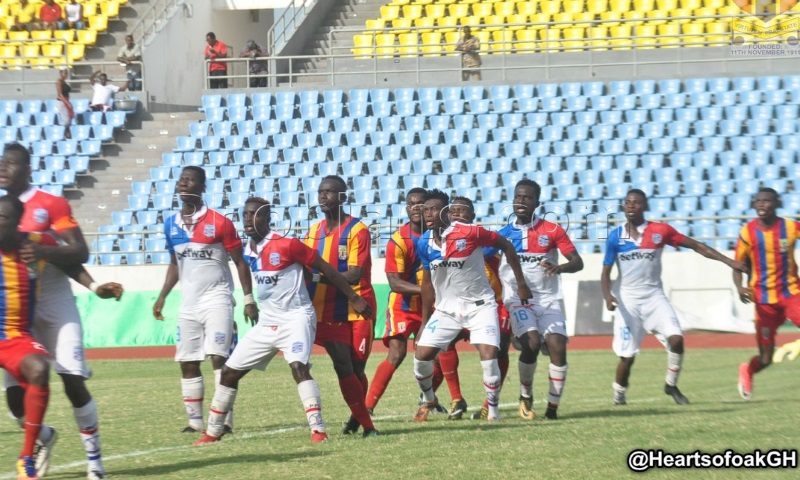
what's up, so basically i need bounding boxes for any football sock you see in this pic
[214,369,234,430]
[438,347,463,401]
[338,374,374,430]
[206,385,237,438]
[181,376,205,431]
[665,352,683,387]
[22,385,48,457]
[481,359,501,419]
[74,399,103,472]
[432,360,444,392]
[358,373,369,402]
[519,360,537,399]
[482,356,510,409]
[548,363,567,406]
[298,380,326,433]
[748,355,764,375]
[612,382,628,394]
[413,358,435,404]
[366,361,396,410]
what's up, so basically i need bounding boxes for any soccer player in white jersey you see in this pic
[493,179,584,421]
[194,198,373,445]
[413,190,532,422]
[601,189,747,406]
[153,166,258,434]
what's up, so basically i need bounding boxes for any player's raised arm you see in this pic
[492,235,532,304]
[311,256,372,319]
[229,246,258,325]
[678,236,748,273]
[153,253,179,320]
[600,265,618,311]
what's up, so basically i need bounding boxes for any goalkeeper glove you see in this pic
[773,339,800,363]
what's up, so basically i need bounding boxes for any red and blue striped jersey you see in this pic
[735,218,800,305]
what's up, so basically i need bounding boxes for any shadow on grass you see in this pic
[102,451,326,477]
[566,405,736,420]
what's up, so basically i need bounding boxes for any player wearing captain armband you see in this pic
[412,190,532,423]
[602,189,747,406]
[194,198,373,445]
[733,188,800,400]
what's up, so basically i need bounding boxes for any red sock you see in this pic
[748,355,764,375]
[339,374,374,430]
[22,385,49,457]
[366,361,396,409]
[438,347,463,401]
[432,360,444,393]
[483,356,510,409]
[358,373,369,401]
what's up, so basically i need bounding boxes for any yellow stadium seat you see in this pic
[679,0,701,9]
[41,42,63,57]
[352,33,373,57]
[67,42,85,61]
[563,40,585,52]
[101,0,120,17]
[506,14,527,29]
[608,38,632,49]
[657,0,678,9]
[425,4,445,17]
[0,5,7,17]
[389,0,410,5]
[553,12,575,24]
[380,5,400,21]
[0,44,17,61]
[622,11,646,23]
[634,0,656,10]
[658,23,680,36]
[420,32,442,56]
[414,16,435,33]
[491,30,514,53]
[7,30,30,41]
[516,2,536,16]
[609,24,632,40]
[515,29,537,53]
[391,18,411,33]
[365,19,385,31]
[588,25,608,39]
[540,1,561,15]
[705,0,726,7]
[530,13,551,25]
[717,5,739,15]
[88,14,108,32]
[564,0,585,14]
[397,33,418,57]
[77,29,97,45]
[448,3,469,17]
[444,30,460,53]
[82,2,98,17]
[437,0,457,4]
[645,10,668,25]
[21,43,39,58]
[706,21,729,34]
[484,15,506,31]
[416,0,434,5]
[402,4,422,19]
[53,29,74,43]
[634,24,658,48]
[0,30,6,41]
[682,22,705,34]
[30,29,52,41]
[705,35,728,46]
[587,0,609,12]
[572,12,596,27]
[351,47,372,59]
[669,8,693,23]
[693,7,716,22]
[562,27,585,40]
[375,33,395,58]
[472,3,493,17]
[609,0,631,11]
[476,30,490,49]
[494,1,515,16]
[437,16,459,32]
[683,35,705,47]
[460,15,480,28]
[658,36,680,48]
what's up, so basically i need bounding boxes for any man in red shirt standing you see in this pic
[205,32,228,89]
[39,0,65,31]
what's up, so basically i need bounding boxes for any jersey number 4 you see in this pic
[426,319,439,333]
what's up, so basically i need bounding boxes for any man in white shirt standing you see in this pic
[89,70,128,112]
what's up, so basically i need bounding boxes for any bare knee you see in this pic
[290,362,312,383]
[21,355,49,387]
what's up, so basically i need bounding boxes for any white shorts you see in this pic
[507,300,567,340]
[225,311,316,371]
[175,303,234,362]
[417,301,500,350]
[612,292,682,357]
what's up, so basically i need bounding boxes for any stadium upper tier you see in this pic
[0,0,125,67]
[92,74,797,266]
[352,0,764,57]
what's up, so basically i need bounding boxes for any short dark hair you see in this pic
[0,195,24,222]
[407,187,427,197]
[515,179,541,201]
[2,143,30,165]
[245,196,271,217]
[626,188,648,202]
[321,175,347,193]
[757,187,780,200]
[182,166,206,185]
[424,188,449,204]
[207,32,216,40]
[450,196,474,211]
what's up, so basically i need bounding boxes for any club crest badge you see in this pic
[652,233,663,245]
[269,252,281,266]
[338,245,348,260]
[538,235,549,247]
[204,224,215,238]
[456,238,467,251]
[33,208,48,224]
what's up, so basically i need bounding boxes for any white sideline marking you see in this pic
[1,396,673,478]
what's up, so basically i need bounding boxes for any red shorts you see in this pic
[382,309,422,347]
[315,321,352,346]
[755,295,800,346]
[498,303,511,335]
[0,335,50,387]
[351,319,374,363]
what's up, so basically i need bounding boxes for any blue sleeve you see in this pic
[602,228,619,267]
[164,218,174,255]
[417,234,430,271]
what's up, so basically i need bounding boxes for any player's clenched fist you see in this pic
[517,282,533,305]
[95,282,124,301]
[152,297,165,321]
[351,295,373,319]
[605,294,618,311]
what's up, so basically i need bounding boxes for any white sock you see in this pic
[666,352,683,387]
[548,363,568,406]
[207,385,237,438]
[612,382,628,394]
[214,369,234,429]
[481,359,501,419]
[181,376,205,431]
[518,360,537,399]
[414,358,435,404]
[298,380,325,433]
[74,399,103,473]
[38,424,55,443]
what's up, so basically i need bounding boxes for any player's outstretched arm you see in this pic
[153,253,179,320]
[494,236,532,304]
[680,237,748,273]
[311,257,373,319]
[58,263,123,301]
[230,247,258,326]
[733,269,754,304]
[600,265,618,311]
[387,272,421,296]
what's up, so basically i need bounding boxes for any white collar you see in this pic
[18,186,37,203]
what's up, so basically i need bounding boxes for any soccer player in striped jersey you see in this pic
[733,187,800,400]
[414,191,532,422]
[602,189,746,406]
[194,198,372,445]
[153,166,258,435]
[491,179,584,421]
[303,176,379,436]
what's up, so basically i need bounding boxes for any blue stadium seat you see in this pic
[57,139,79,155]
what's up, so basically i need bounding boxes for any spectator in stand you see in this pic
[65,0,84,30]
[205,32,229,89]
[455,26,481,81]
[39,0,66,31]
[11,0,38,32]
[55,68,74,138]
[117,35,142,91]
[239,40,269,88]
[89,70,129,112]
